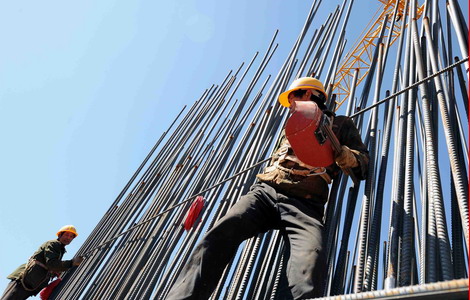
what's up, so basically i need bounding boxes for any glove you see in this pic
[335,145,358,169]
[72,256,84,266]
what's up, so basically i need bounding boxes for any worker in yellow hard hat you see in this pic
[278,76,328,108]
[1,225,84,300]
[167,77,369,299]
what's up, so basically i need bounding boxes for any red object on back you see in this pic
[285,101,334,167]
[183,196,205,231]
[39,278,62,300]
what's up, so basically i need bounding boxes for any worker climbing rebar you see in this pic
[0,225,84,300]
[47,1,469,298]
[166,77,369,300]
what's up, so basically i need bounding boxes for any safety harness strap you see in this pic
[19,259,50,291]
[268,139,332,183]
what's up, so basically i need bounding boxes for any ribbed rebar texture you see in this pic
[50,0,468,299]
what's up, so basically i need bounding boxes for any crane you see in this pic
[332,0,424,109]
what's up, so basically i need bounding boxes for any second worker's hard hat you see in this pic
[278,77,328,107]
[57,225,78,237]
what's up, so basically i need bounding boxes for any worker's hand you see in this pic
[335,145,358,169]
[72,256,84,266]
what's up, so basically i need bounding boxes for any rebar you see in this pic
[50,1,469,299]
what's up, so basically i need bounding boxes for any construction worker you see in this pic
[167,77,369,300]
[1,225,84,300]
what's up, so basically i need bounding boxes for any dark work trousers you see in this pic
[0,281,36,300]
[167,182,327,300]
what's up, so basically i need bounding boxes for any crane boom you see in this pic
[332,0,424,110]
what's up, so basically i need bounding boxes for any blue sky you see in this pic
[0,0,373,290]
[0,0,467,297]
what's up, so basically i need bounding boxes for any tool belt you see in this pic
[276,143,331,183]
[258,142,332,185]
[270,161,331,184]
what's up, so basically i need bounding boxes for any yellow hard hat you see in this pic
[278,77,328,107]
[57,225,78,237]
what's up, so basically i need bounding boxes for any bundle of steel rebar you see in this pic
[50,0,468,299]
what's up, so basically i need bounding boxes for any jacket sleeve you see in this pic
[44,242,73,272]
[335,116,369,180]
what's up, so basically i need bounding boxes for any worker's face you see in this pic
[59,231,77,245]
[288,89,312,111]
